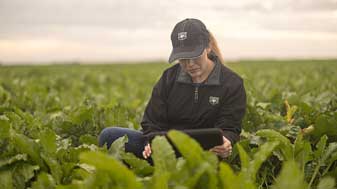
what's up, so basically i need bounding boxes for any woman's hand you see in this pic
[142,143,152,159]
[209,136,232,158]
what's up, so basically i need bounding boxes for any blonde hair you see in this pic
[208,32,224,64]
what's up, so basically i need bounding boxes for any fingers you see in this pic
[142,143,152,159]
[211,143,232,153]
[222,136,232,152]
[223,136,232,147]
[210,148,232,158]
[209,137,233,158]
[223,136,231,145]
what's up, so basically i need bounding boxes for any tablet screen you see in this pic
[144,128,224,150]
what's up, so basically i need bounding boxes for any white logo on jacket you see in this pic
[209,96,219,105]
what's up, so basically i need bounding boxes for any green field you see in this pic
[0,60,337,189]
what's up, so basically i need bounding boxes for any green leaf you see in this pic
[40,152,62,184]
[256,129,293,160]
[167,130,204,167]
[312,115,337,138]
[272,160,307,189]
[11,132,47,170]
[321,142,337,163]
[31,172,56,189]
[294,133,313,170]
[167,130,219,188]
[121,152,154,177]
[39,129,57,155]
[79,151,142,189]
[219,163,238,189]
[12,163,40,189]
[309,142,337,187]
[250,141,280,181]
[150,172,170,189]
[108,135,128,160]
[203,151,219,170]
[79,134,97,145]
[0,154,27,167]
[0,170,13,189]
[70,107,93,125]
[317,177,336,189]
[237,144,250,172]
[151,136,177,174]
[150,136,177,189]
[314,135,328,159]
[0,117,10,139]
[326,151,337,170]
[194,163,218,189]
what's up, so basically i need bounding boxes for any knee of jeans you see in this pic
[98,127,124,148]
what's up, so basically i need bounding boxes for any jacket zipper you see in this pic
[194,85,199,103]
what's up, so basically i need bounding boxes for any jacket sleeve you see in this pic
[214,78,247,144]
[140,71,170,135]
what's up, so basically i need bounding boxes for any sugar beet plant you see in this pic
[0,60,336,188]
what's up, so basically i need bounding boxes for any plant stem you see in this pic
[308,161,321,189]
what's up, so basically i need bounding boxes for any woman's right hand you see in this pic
[142,143,152,159]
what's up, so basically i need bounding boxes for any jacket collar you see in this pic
[176,53,221,86]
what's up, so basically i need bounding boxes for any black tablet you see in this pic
[143,128,224,150]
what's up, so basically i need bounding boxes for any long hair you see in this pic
[208,32,224,64]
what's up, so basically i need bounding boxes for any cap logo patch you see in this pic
[209,96,219,105]
[178,32,187,40]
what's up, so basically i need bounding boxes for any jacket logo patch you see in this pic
[209,96,219,105]
[178,32,187,40]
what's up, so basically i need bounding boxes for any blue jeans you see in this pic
[98,127,153,165]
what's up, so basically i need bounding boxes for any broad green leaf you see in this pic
[203,151,219,170]
[294,133,313,169]
[167,130,204,168]
[11,132,47,170]
[167,130,219,188]
[326,151,337,171]
[80,151,142,189]
[312,115,337,138]
[219,162,238,189]
[0,117,10,139]
[79,134,97,145]
[317,177,336,189]
[121,152,154,177]
[321,142,337,163]
[151,136,176,174]
[41,152,62,184]
[256,129,293,160]
[0,170,13,189]
[314,135,328,159]
[108,135,128,160]
[250,141,280,181]
[70,107,93,125]
[31,172,56,189]
[308,143,337,188]
[237,144,250,172]
[39,128,57,155]
[150,172,170,189]
[236,144,256,189]
[184,162,210,188]
[12,163,40,189]
[272,160,307,189]
[0,154,27,167]
[151,136,177,189]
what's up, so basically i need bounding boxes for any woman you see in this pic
[98,18,246,162]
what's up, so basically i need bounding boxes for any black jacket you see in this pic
[140,55,246,144]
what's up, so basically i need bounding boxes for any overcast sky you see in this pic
[1,0,337,64]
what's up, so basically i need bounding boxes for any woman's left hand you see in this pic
[209,136,232,158]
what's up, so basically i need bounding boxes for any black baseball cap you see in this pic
[168,18,210,63]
